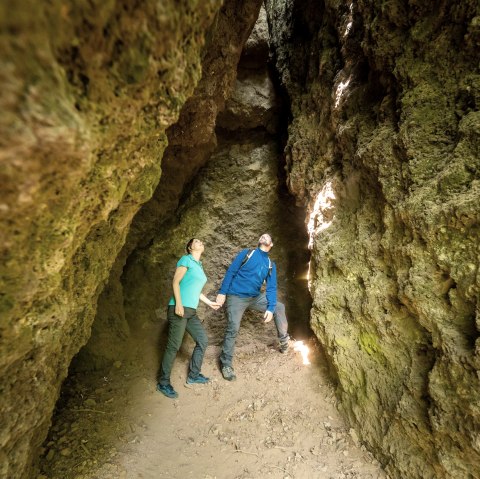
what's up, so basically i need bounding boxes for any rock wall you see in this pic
[75,0,264,370]
[122,6,311,357]
[266,1,480,478]
[0,1,224,477]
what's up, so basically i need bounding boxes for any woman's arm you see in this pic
[199,294,221,310]
[172,266,188,316]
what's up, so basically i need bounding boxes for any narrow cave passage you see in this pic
[3,0,479,478]
[36,8,386,479]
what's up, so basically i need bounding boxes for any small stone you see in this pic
[84,398,96,407]
[349,428,360,446]
[114,361,122,368]
[60,448,72,456]
[46,449,55,461]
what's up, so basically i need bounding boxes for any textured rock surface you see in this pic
[124,131,311,347]
[217,7,280,133]
[266,1,480,478]
[216,70,280,133]
[75,0,264,371]
[122,6,311,358]
[0,1,223,477]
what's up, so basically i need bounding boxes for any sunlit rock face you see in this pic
[75,0,263,371]
[266,1,480,478]
[121,5,311,351]
[0,1,224,477]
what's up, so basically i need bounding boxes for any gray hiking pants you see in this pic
[220,293,289,368]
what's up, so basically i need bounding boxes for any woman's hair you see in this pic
[185,238,196,254]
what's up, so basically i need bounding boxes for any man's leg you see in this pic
[219,295,249,368]
[184,308,208,379]
[250,293,290,343]
[158,306,187,386]
[272,301,289,344]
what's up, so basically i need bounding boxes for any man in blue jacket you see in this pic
[216,233,290,381]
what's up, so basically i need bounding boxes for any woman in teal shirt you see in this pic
[157,238,219,399]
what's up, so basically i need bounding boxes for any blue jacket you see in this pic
[219,248,277,312]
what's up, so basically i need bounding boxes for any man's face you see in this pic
[259,234,273,250]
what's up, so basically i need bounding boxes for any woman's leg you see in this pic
[184,308,208,379]
[158,306,187,386]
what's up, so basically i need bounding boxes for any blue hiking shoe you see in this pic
[185,373,210,387]
[156,383,178,399]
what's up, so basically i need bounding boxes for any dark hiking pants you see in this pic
[158,306,208,386]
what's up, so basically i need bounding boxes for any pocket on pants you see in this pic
[183,307,198,319]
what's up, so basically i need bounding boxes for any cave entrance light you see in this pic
[293,340,311,365]
[307,179,336,247]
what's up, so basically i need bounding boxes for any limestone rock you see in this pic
[217,71,280,133]
[241,5,270,69]
[122,10,311,354]
[0,1,223,477]
[75,0,264,370]
[266,0,480,478]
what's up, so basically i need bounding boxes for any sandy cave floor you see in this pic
[38,320,388,479]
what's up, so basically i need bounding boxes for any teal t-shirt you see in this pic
[168,255,207,309]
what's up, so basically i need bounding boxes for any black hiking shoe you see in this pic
[221,365,236,381]
[280,338,293,354]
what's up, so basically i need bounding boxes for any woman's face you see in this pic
[190,239,204,253]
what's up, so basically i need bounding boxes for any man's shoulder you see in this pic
[235,248,251,258]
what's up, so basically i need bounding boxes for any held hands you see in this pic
[216,294,226,306]
[175,304,184,317]
[200,293,222,310]
[208,301,221,310]
[264,311,273,323]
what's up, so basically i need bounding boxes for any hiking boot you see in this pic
[185,373,210,387]
[221,365,236,381]
[279,339,292,354]
[156,383,178,399]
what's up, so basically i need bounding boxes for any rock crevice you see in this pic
[266,1,480,477]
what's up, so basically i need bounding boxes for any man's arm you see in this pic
[218,249,250,295]
[265,262,278,314]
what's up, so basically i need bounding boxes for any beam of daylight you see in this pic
[293,340,310,365]
[307,180,336,247]
[334,78,351,108]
